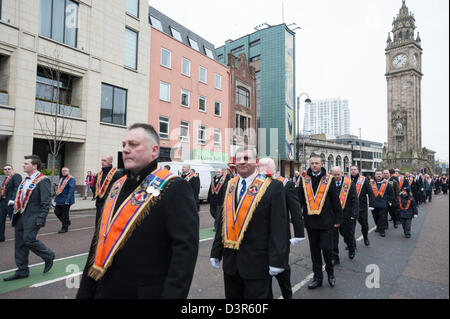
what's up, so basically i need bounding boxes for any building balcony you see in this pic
[35,98,82,118]
[0,103,14,136]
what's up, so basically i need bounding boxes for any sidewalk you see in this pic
[50,196,96,213]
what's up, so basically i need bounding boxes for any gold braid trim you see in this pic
[87,175,178,281]
[221,177,272,250]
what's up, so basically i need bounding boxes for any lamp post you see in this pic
[296,93,312,167]
[359,128,362,172]
[301,129,314,171]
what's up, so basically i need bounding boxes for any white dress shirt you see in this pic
[237,170,258,201]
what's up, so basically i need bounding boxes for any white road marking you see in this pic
[4,226,95,242]
[30,272,83,288]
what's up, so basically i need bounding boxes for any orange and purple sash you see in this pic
[355,176,365,198]
[88,167,175,281]
[56,175,73,196]
[371,180,388,198]
[95,167,118,199]
[302,173,333,215]
[339,176,352,209]
[211,173,227,195]
[14,173,47,214]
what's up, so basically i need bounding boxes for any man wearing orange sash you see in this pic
[76,124,199,299]
[371,171,395,237]
[181,165,201,212]
[397,187,418,238]
[3,155,55,281]
[92,155,123,227]
[258,157,305,299]
[441,174,448,194]
[297,154,343,289]
[54,166,76,233]
[210,148,288,299]
[331,167,359,264]
[208,168,230,232]
[386,169,401,229]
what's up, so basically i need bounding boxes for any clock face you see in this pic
[392,54,407,68]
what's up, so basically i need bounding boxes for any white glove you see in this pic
[210,258,220,269]
[369,207,375,211]
[8,200,14,206]
[269,266,284,276]
[290,237,306,246]
[421,188,424,191]
[413,215,418,219]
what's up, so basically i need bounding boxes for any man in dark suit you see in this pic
[371,171,395,237]
[210,148,288,299]
[181,165,200,212]
[386,169,400,228]
[350,166,375,246]
[3,155,55,281]
[92,156,123,227]
[0,164,22,242]
[76,123,199,299]
[297,154,343,289]
[331,166,359,264]
[54,166,76,233]
[258,157,305,299]
[207,168,230,232]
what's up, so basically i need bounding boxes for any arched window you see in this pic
[236,86,250,107]
[336,155,342,168]
[327,155,334,172]
[344,157,350,174]
[320,153,326,165]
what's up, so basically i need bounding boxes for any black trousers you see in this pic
[388,203,399,225]
[426,190,432,202]
[0,200,13,241]
[400,218,412,236]
[224,271,272,299]
[209,205,222,232]
[306,228,334,281]
[357,209,369,239]
[372,208,388,232]
[274,264,292,299]
[54,205,71,228]
[332,218,356,260]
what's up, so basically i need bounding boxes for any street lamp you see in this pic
[301,129,314,171]
[296,93,312,165]
[359,128,362,172]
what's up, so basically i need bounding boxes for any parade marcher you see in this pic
[386,169,400,228]
[441,175,448,194]
[92,156,123,227]
[3,155,55,281]
[397,187,418,238]
[424,174,434,203]
[181,165,200,212]
[210,148,288,299]
[370,171,394,237]
[258,157,305,299]
[76,123,199,299]
[207,168,230,232]
[297,154,343,289]
[331,167,359,264]
[0,164,22,242]
[350,166,375,246]
[54,167,76,233]
[411,171,422,205]
[84,171,94,200]
[292,171,301,187]
[418,173,426,204]
[433,175,441,195]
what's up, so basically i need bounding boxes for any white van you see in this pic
[159,161,215,202]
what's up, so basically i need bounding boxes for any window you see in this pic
[199,66,207,83]
[124,28,138,69]
[235,114,250,136]
[126,0,139,17]
[215,74,222,90]
[161,48,171,68]
[236,86,250,107]
[249,39,260,47]
[231,45,244,54]
[205,47,214,59]
[181,89,190,107]
[39,0,78,47]
[214,129,221,147]
[249,55,261,62]
[214,101,221,116]
[159,116,169,139]
[182,58,191,76]
[150,16,163,31]
[160,81,170,102]
[189,38,199,51]
[198,96,206,112]
[100,83,127,126]
[180,121,189,142]
[198,125,206,145]
[217,54,223,60]
[36,66,73,105]
[170,27,182,42]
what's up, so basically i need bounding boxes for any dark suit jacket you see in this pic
[372,180,395,209]
[207,174,230,207]
[351,174,375,212]
[335,179,359,219]
[297,168,343,230]
[12,176,52,228]
[92,167,124,209]
[77,161,199,299]
[183,174,200,206]
[284,180,305,238]
[1,173,22,214]
[54,176,76,206]
[210,177,288,280]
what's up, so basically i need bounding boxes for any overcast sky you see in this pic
[148,0,449,162]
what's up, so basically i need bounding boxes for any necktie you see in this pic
[239,179,247,201]
[337,182,341,188]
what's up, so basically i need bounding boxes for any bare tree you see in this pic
[35,48,76,189]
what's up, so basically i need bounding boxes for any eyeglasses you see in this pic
[4,168,12,171]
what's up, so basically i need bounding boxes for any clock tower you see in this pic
[383,0,433,173]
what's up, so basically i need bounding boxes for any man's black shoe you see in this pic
[349,250,356,260]
[375,228,379,233]
[394,223,398,229]
[328,275,336,287]
[58,227,68,234]
[43,255,55,273]
[405,234,411,238]
[331,258,340,265]
[3,274,28,281]
[364,238,370,246]
[308,280,322,289]
[380,232,386,237]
